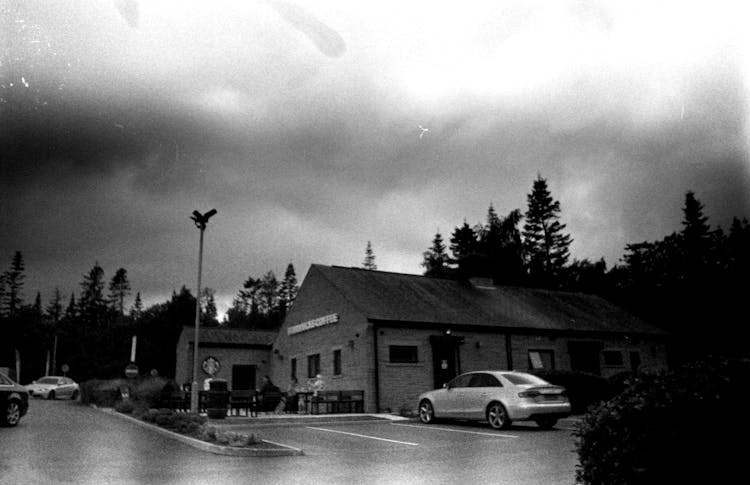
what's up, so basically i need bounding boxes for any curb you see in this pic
[96,407,304,457]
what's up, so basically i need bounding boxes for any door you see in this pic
[231,365,256,390]
[436,373,472,417]
[568,341,603,375]
[430,335,462,389]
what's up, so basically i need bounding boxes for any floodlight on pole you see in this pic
[189,208,217,413]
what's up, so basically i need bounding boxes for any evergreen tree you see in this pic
[450,221,479,277]
[2,251,25,317]
[363,241,377,270]
[258,271,279,316]
[46,288,63,324]
[279,263,299,317]
[200,287,219,327]
[78,262,108,326]
[680,191,714,281]
[522,175,572,288]
[64,293,77,320]
[422,231,451,277]
[108,268,131,316]
[130,292,143,320]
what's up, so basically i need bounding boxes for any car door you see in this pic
[59,378,73,398]
[464,373,504,419]
[438,374,472,418]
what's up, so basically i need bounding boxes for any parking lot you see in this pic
[214,415,581,484]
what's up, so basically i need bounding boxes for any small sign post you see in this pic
[125,363,139,379]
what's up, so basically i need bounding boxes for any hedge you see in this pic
[574,357,750,484]
[530,369,610,414]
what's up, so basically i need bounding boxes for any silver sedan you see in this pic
[25,376,80,400]
[417,371,571,429]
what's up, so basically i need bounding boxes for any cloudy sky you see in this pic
[2,0,749,317]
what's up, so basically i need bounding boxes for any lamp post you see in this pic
[189,208,217,413]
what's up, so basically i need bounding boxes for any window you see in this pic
[307,354,320,378]
[528,350,555,370]
[468,373,502,387]
[603,350,624,366]
[389,345,418,363]
[333,349,342,376]
[447,374,472,388]
[291,358,297,380]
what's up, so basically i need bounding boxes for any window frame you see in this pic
[307,353,321,378]
[388,345,419,364]
[333,348,342,376]
[528,349,555,370]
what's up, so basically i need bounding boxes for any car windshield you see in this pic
[37,377,60,384]
[501,373,550,386]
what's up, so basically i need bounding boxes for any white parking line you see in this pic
[306,426,419,446]
[392,423,518,439]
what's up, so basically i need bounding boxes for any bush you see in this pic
[198,424,257,447]
[530,369,609,414]
[574,357,750,484]
[141,409,206,436]
[80,379,121,407]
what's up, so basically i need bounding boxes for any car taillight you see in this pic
[518,390,540,398]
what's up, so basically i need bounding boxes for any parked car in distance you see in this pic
[418,370,571,430]
[25,376,80,400]
[1,372,29,427]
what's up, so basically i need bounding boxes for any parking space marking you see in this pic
[306,426,420,446]
[392,423,518,439]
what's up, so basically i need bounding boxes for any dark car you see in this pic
[0,372,29,427]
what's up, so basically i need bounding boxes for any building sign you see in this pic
[201,356,220,376]
[287,313,339,336]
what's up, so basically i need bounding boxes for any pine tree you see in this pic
[200,287,218,327]
[422,231,451,277]
[522,175,572,288]
[450,221,479,277]
[279,263,299,317]
[680,191,713,281]
[130,292,143,320]
[2,251,25,317]
[79,262,107,325]
[363,241,377,270]
[46,288,63,324]
[108,268,131,316]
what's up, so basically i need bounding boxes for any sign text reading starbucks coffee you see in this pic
[287,313,339,335]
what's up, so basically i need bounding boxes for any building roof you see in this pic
[310,264,665,336]
[181,327,277,346]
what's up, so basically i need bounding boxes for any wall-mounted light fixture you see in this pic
[445,329,452,335]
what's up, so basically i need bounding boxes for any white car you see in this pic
[417,371,571,430]
[25,376,80,400]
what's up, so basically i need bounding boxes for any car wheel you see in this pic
[48,391,56,400]
[71,390,79,400]
[419,399,435,424]
[2,400,22,427]
[487,402,511,430]
[535,417,558,429]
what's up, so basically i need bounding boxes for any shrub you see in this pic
[141,409,206,436]
[80,379,121,407]
[530,369,609,414]
[574,357,750,484]
[115,399,135,414]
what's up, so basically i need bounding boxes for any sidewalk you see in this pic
[212,412,410,429]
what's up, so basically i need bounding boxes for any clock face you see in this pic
[201,356,220,376]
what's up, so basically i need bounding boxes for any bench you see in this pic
[310,391,340,414]
[338,390,364,413]
[229,390,257,417]
[258,390,283,413]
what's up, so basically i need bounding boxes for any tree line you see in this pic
[419,175,750,361]
[0,258,299,383]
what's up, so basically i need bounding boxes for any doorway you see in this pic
[430,335,462,389]
[231,365,256,390]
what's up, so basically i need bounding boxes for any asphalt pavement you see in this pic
[1,398,581,485]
